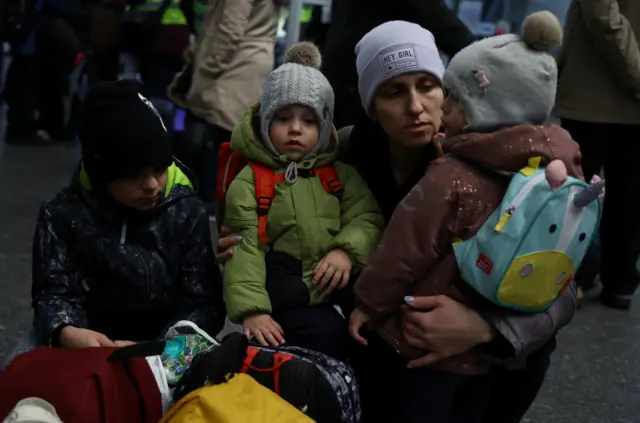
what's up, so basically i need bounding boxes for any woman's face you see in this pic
[372,72,444,149]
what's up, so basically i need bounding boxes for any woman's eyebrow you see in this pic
[385,82,406,91]
[417,76,437,85]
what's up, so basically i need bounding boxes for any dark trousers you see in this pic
[562,119,640,296]
[4,55,38,139]
[353,335,555,423]
[575,231,601,290]
[480,337,556,423]
[182,113,231,205]
[4,17,79,141]
[37,16,80,139]
[139,55,182,99]
[138,55,182,132]
[273,304,349,361]
[398,368,492,423]
[85,45,119,87]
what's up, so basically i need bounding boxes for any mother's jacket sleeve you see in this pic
[32,203,90,345]
[482,282,577,358]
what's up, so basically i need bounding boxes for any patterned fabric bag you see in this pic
[174,333,361,423]
[161,321,218,385]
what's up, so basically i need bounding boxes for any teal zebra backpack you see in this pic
[453,156,603,312]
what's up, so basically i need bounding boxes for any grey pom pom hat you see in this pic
[259,43,334,157]
[443,11,563,131]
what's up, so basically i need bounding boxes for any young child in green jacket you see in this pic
[223,43,383,359]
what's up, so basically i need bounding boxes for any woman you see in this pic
[218,21,576,423]
[322,0,475,129]
[180,0,282,208]
[556,0,640,310]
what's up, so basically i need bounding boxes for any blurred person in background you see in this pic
[302,1,334,51]
[2,0,83,144]
[556,0,640,310]
[172,0,282,213]
[120,0,195,130]
[2,0,47,145]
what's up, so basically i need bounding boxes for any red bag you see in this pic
[0,344,164,423]
[216,142,248,204]
[215,142,344,244]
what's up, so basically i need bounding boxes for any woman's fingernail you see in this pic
[226,248,234,255]
[235,236,243,242]
[406,364,413,369]
[404,296,414,303]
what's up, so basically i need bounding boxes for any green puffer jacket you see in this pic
[223,105,384,323]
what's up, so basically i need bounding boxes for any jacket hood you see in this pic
[230,103,339,169]
[73,159,197,219]
[443,124,583,176]
[79,160,195,198]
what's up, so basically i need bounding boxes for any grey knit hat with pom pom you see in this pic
[443,11,563,131]
[260,42,335,156]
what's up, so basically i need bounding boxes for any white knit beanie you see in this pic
[355,21,445,116]
[260,42,334,156]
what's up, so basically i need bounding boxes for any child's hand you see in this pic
[243,313,285,347]
[349,308,370,346]
[59,326,116,349]
[313,249,352,294]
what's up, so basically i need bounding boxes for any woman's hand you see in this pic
[216,225,242,263]
[243,313,285,347]
[348,308,370,346]
[59,326,117,349]
[312,249,352,294]
[401,295,495,368]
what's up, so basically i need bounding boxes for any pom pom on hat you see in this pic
[285,42,322,69]
[521,11,563,53]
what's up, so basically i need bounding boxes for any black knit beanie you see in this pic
[78,80,173,186]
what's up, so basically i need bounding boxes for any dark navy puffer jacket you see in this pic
[32,161,226,345]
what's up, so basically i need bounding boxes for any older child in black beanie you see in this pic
[27,80,226,350]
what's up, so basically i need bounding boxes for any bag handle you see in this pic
[165,320,219,346]
[108,341,167,361]
[239,347,293,396]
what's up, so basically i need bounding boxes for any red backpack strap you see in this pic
[249,162,285,245]
[315,165,344,199]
